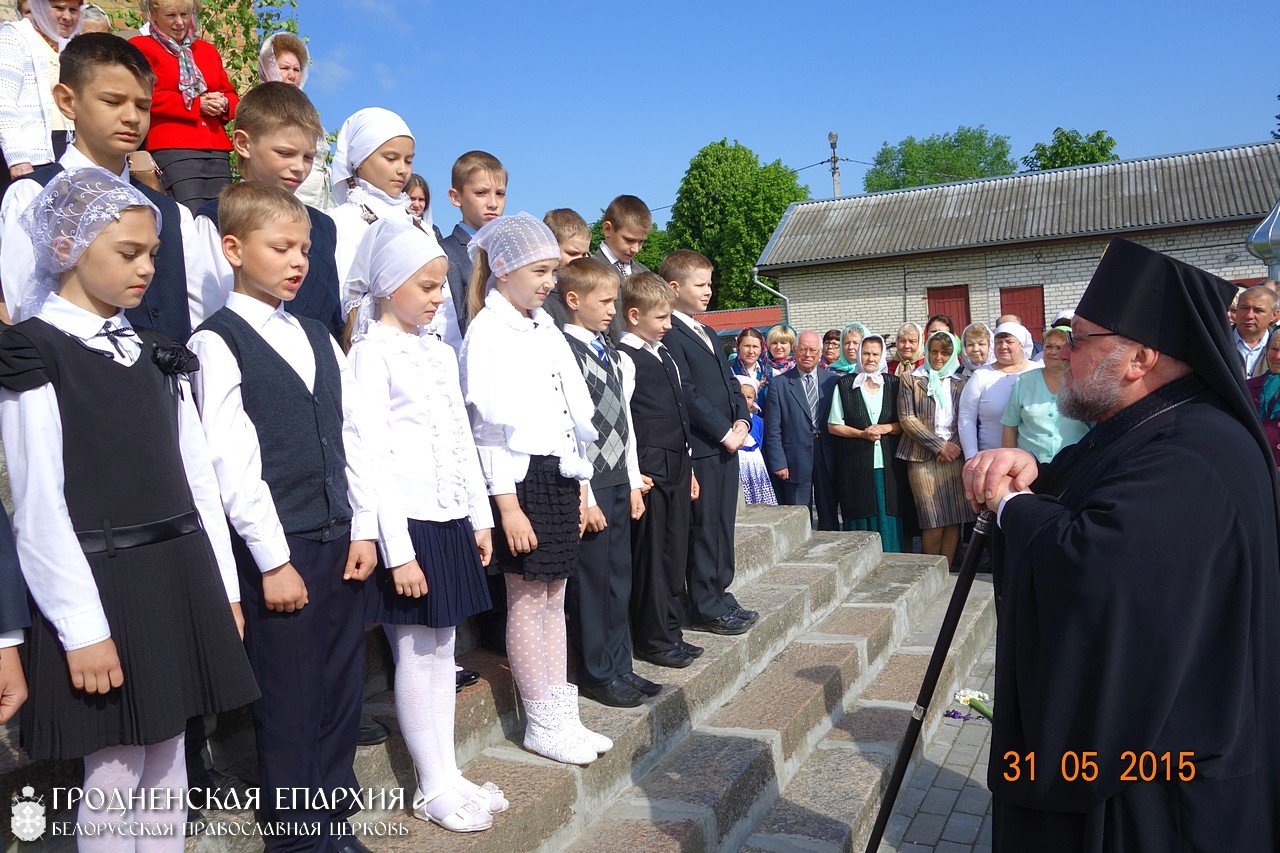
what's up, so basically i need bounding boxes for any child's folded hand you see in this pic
[502,507,538,555]
[263,562,309,612]
[474,528,493,567]
[66,637,124,695]
[584,505,607,535]
[391,559,429,598]
[691,473,701,501]
[641,475,654,495]
[629,488,645,521]
[344,540,378,581]
[0,647,26,724]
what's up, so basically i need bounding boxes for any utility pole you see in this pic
[828,131,841,197]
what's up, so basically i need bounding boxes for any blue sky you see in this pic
[297,0,1278,231]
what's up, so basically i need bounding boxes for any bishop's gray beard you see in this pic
[1059,345,1128,422]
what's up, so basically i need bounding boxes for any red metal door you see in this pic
[999,286,1045,342]
[926,285,970,331]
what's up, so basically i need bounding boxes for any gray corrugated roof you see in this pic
[756,141,1280,270]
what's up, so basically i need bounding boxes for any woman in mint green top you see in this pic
[1000,327,1089,462]
[828,335,907,551]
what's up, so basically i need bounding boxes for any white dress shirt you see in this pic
[1234,329,1267,377]
[348,323,493,559]
[562,324,645,503]
[187,292,404,570]
[460,289,597,495]
[599,242,631,277]
[0,146,212,328]
[0,295,238,651]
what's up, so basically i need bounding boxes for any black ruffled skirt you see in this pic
[364,517,492,628]
[20,530,260,761]
[489,455,581,582]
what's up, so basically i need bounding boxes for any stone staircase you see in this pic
[1,505,997,852]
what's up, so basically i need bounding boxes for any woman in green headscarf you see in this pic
[828,322,869,375]
[896,331,970,566]
[1247,327,1280,468]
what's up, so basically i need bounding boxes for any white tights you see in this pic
[504,576,568,702]
[78,734,187,853]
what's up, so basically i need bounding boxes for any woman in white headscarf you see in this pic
[257,31,333,211]
[827,334,907,550]
[329,106,425,283]
[957,320,1041,458]
[0,0,82,196]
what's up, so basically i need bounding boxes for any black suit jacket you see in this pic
[663,316,748,458]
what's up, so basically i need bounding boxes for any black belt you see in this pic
[76,510,201,556]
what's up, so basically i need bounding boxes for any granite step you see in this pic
[353,524,886,852]
[566,553,957,853]
[741,576,998,853]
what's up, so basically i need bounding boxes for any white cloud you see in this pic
[309,45,356,96]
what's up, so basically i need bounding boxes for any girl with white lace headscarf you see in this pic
[0,0,82,194]
[330,107,430,282]
[257,31,333,210]
[344,218,507,832]
[458,212,608,768]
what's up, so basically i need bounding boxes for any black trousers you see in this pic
[567,481,635,686]
[234,533,364,853]
[630,447,691,654]
[687,450,739,622]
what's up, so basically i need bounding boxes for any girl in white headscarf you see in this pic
[957,320,1041,458]
[0,0,82,195]
[257,31,334,211]
[459,213,606,767]
[330,107,428,282]
[346,219,507,832]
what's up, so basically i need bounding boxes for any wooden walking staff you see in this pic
[863,508,996,853]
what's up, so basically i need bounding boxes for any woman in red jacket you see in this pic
[130,0,237,211]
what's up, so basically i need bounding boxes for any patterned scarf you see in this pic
[149,24,206,108]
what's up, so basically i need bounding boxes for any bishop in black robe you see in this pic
[973,238,1280,851]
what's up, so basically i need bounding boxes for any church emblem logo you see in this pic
[10,786,46,842]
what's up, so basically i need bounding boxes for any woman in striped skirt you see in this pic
[897,331,970,567]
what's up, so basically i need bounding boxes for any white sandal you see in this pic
[465,780,509,814]
[413,790,493,833]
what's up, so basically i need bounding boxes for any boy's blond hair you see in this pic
[602,195,653,232]
[622,271,676,316]
[543,208,590,244]
[218,182,308,240]
[558,257,616,299]
[450,150,507,191]
[235,82,324,142]
[659,249,712,285]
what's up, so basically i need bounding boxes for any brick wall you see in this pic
[774,222,1268,337]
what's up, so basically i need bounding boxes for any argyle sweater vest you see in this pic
[564,333,630,491]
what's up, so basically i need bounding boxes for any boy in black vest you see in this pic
[188,184,399,852]
[192,82,345,340]
[0,33,203,340]
[559,258,656,707]
[617,272,702,669]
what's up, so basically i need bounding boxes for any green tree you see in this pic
[589,218,671,274]
[1021,127,1119,171]
[863,125,1016,192]
[665,139,810,310]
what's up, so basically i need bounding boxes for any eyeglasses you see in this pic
[1066,330,1123,351]
[795,346,821,354]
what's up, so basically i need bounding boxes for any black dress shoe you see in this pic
[336,841,373,853]
[581,677,646,707]
[456,668,481,692]
[357,714,390,746]
[690,612,750,635]
[620,671,662,696]
[635,647,695,668]
[677,640,704,658]
[733,606,759,624]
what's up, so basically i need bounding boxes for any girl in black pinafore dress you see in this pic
[0,168,258,849]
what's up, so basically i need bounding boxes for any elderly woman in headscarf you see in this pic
[828,334,907,550]
[0,0,81,197]
[131,0,238,211]
[958,321,993,378]
[827,321,869,377]
[257,31,333,211]
[329,106,421,283]
[957,320,1040,459]
[896,330,968,566]
[892,321,924,378]
[1248,327,1280,469]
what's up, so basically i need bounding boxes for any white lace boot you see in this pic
[553,684,613,754]
[521,697,597,765]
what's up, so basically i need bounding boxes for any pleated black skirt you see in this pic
[364,517,493,628]
[489,454,581,582]
[20,531,261,761]
[152,148,231,212]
